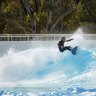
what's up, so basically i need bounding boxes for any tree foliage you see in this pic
[0,0,96,34]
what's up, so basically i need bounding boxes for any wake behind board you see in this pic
[71,46,78,55]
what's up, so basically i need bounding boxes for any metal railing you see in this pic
[0,34,96,41]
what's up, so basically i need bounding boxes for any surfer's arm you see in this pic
[66,38,74,42]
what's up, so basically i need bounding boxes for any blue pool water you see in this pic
[0,34,96,96]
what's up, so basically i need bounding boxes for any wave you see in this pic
[0,28,96,88]
[0,46,96,88]
[0,87,96,96]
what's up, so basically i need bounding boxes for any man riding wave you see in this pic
[58,37,74,52]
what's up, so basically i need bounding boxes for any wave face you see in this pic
[0,42,96,88]
[0,30,96,95]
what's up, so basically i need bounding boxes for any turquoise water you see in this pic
[0,34,96,95]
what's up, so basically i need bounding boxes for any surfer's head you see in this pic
[61,37,65,41]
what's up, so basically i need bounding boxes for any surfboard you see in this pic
[71,46,78,55]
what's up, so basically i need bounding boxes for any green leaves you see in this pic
[0,0,96,34]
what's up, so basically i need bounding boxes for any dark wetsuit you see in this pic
[58,39,73,52]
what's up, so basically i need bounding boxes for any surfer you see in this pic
[58,37,74,52]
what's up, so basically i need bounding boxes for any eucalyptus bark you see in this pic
[46,11,52,33]
[20,0,36,34]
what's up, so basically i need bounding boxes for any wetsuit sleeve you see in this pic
[66,38,74,42]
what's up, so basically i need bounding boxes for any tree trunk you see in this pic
[20,0,37,34]
[31,15,36,34]
[46,11,52,33]
[34,0,38,13]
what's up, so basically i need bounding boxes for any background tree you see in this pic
[0,0,96,34]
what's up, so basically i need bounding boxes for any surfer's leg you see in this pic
[58,45,65,52]
[64,46,72,51]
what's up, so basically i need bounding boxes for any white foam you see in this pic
[80,91,96,96]
[0,28,95,88]
[0,47,69,87]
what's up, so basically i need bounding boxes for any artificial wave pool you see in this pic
[0,33,96,96]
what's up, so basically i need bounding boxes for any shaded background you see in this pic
[0,0,96,34]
